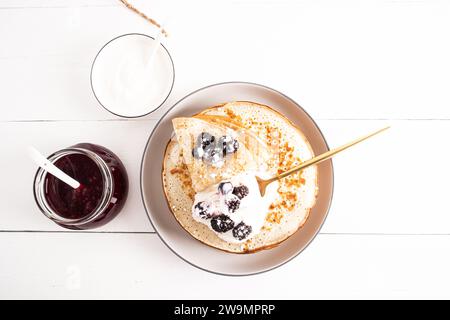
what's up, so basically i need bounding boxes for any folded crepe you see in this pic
[172,117,269,193]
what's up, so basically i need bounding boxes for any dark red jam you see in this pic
[36,143,128,230]
[44,154,104,220]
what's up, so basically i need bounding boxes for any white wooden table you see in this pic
[1,0,450,299]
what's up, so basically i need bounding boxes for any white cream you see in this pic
[192,173,278,243]
[91,34,174,117]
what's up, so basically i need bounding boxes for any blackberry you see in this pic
[232,222,252,240]
[218,182,233,195]
[225,195,240,213]
[193,201,211,219]
[232,185,249,200]
[210,214,235,233]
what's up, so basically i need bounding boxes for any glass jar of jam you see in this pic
[33,143,128,230]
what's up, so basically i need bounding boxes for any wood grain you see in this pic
[1,0,449,299]
[1,120,448,235]
[1,0,450,120]
[2,232,450,299]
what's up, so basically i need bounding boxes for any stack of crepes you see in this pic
[163,101,318,253]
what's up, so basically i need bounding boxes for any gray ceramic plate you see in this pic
[140,82,334,276]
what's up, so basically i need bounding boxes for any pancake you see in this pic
[163,101,318,253]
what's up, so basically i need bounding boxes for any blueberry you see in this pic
[203,145,224,167]
[193,201,212,219]
[202,143,213,158]
[192,146,204,159]
[217,135,232,152]
[218,136,239,156]
[218,182,233,195]
[197,132,215,149]
[229,139,239,153]
[232,185,249,200]
[211,147,225,165]
[225,195,240,213]
[225,139,239,154]
[202,141,215,153]
[202,144,214,161]
[232,222,252,240]
[210,214,235,233]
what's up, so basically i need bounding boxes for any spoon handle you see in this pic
[28,146,81,189]
[267,126,390,184]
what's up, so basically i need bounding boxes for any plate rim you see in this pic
[140,81,334,276]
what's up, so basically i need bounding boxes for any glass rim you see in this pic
[33,147,114,226]
[90,33,176,118]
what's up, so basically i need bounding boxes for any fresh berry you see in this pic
[226,139,239,154]
[217,135,232,153]
[210,214,235,233]
[202,141,215,153]
[232,185,249,199]
[225,195,240,213]
[193,201,212,219]
[211,147,225,166]
[197,132,215,149]
[201,143,214,162]
[203,145,224,167]
[218,182,233,195]
[218,135,239,155]
[232,222,252,240]
[192,146,204,159]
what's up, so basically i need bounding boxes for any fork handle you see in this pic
[266,126,390,184]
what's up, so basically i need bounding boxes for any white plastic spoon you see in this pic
[28,146,80,189]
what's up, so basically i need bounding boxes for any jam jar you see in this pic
[33,143,128,230]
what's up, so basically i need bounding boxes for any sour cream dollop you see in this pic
[191,173,277,243]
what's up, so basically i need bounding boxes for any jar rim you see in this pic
[33,147,114,226]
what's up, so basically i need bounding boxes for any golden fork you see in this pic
[256,126,390,196]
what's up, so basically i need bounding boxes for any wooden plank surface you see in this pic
[1,232,449,299]
[1,0,450,120]
[1,0,449,299]
[0,120,156,232]
[1,119,447,235]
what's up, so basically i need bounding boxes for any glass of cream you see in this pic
[90,33,175,118]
